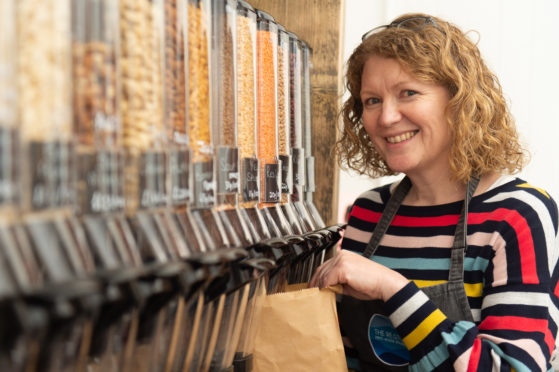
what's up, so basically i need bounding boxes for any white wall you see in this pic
[338,0,559,222]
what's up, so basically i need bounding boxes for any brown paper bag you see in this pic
[253,284,347,372]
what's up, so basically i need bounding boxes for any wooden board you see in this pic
[250,0,345,224]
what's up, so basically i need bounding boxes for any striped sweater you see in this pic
[341,176,559,371]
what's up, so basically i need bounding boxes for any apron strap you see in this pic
[363,176,411,258]
[448,175,480,283]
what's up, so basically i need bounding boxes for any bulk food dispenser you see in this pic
[15,1,105,371]
[300,40,325,229]
[187,0,233,251]
[276,25,304,236]
[71,0,148,370]
[287,32,317,233]
[118,1,197,371]
[255,10,292,237]
[0,1,32,370]
[235,0,271,243]
[210,0,253,248]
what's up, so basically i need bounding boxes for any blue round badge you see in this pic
[368,314,410,366]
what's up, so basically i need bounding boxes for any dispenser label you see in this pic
[217,146,239,194]
[28,141,73,210]
[193,160,216,208]
[264,163,281,203]
[78,151,124,214]
[292,148,305,186]
[55,141,74,207]
[170,149,192,205]
[139,151,168,209]
[241,157,259,202]
[279,154,292,194]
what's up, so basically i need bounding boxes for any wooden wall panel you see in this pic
[250,0,345,224]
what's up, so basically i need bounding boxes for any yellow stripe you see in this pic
[464,282,483,298]
[517,183,550,199]
[402,309,447,349]
[412,279,447,288]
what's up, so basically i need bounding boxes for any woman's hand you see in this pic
[309,249,409,302]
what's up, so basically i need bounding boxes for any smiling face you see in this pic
[360,56,452,180]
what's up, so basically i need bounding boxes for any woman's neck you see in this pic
[402,172,500,206]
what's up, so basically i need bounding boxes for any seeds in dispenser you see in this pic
[212,1,237,147]
[277,43,289,156]
[236,15,257,159]
[120,0,164,152]
[188,1,211,161]
[17,0,72,142]
[164,0,188,146]
[73,41,119,148]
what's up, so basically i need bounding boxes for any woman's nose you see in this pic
[379,99,402,126]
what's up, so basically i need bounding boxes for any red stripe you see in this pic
[351,205,460,227]
[469,209,538,284]
[554,280,559,298]
[467,338,482,372]
[392,213,459,227]
[350,205,382,223]
[479,315,554,354]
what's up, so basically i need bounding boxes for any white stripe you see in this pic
[358,189,383,204]
[453,346,473,372]
[390,290,429,327]
[344,225,373,244]
[482,291,549,308]
[484,187,558,272]
[471,308,481,322]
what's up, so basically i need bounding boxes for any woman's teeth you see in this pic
[386,131,417,144]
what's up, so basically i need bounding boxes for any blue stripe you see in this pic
[484,339,531,372]
[441,321,476,345]
[373,256,450,270]
[371,256,489,273]
[464,256,490,272]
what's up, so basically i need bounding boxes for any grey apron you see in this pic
[339,176,480,371]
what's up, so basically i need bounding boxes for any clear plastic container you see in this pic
[236,0,270,242]
[16,3,98,370]
[300,40,325,228]
[210,0,254,249]
[256,10,291,237]
[0,0,19,214]
[277,25,292,204]
[72,0,122,217]
[235,274,266,366]
[255,10,280,208]
[287,32,316,233]
[188,0,233,251]
[18,0,73,212]
[277,27,304,235]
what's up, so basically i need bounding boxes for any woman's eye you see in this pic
[402,90,418,97]
[363,97,380,105]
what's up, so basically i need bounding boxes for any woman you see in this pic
[310,13,559,371]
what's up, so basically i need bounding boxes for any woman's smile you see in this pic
[385,130,419,144]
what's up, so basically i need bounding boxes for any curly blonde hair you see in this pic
[337,13,527,183]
